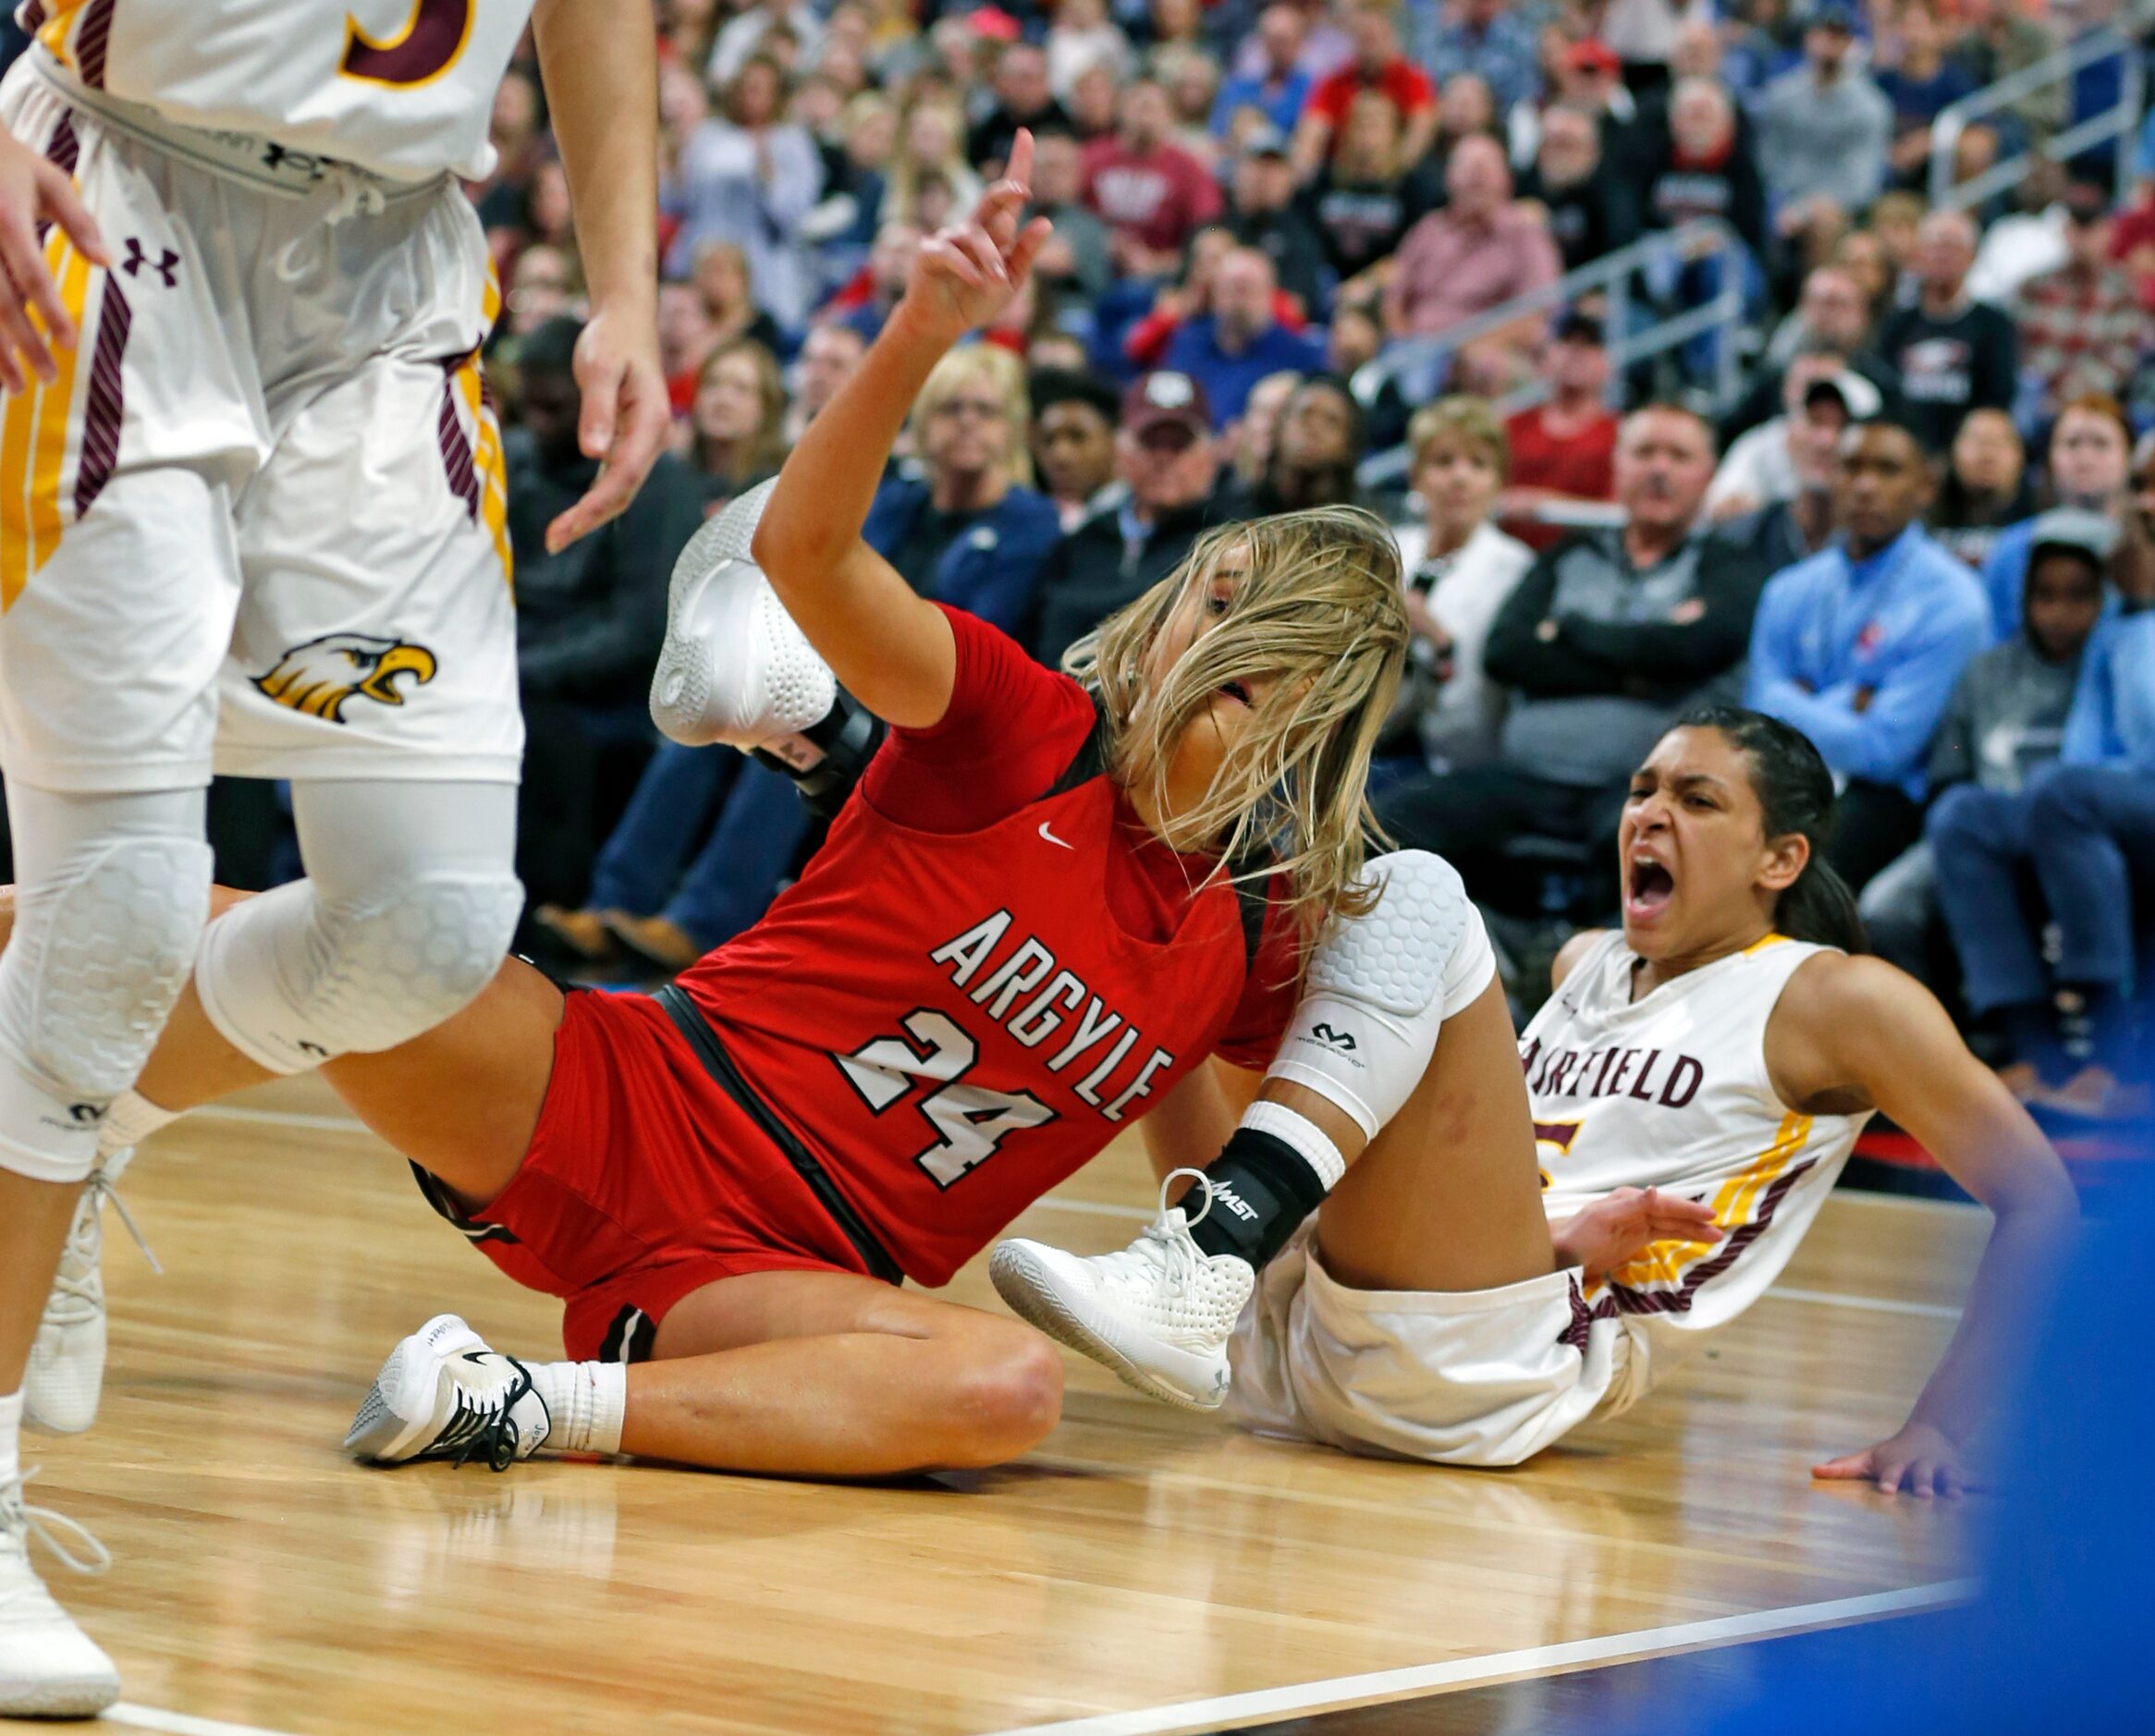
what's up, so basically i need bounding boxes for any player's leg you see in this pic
[0,287,241,1718]
[991,851,1550,1408]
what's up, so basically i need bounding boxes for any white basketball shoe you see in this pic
[347,1315,551,1472]
[0,1473,119,1717]
[989,1169,1255,1412]
[26,1146,156,1436]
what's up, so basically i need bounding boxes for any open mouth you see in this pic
[1218,679,1252,707]
[1626,856,1675,918]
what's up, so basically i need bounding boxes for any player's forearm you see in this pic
[533,0,659,323]
[1906,1181,2076,1446]
[754,305,949,582]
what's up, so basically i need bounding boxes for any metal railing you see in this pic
[1929,26,2146,211]
[1352,219,1748,488]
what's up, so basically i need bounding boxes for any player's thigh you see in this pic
[0,464,238,793]
[653,1267,1027,1360]
[1315,974,1553,1295]
[222,347,518,786]
[319,956,563,1204]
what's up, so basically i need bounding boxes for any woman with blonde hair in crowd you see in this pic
[682,338,791,511]
[884,99,984,228]
[1382,397,1535,776]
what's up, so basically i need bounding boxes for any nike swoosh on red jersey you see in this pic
[1037,821,1074,849]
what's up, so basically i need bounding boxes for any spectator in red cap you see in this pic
[1022,372,1229,666]
[1292,0,1439,183]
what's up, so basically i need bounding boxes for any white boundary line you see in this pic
[106,1705,301,1736]
[190,1105,372,1134]
[983,1580,1975,1736]
[1772,1286,1960,1319]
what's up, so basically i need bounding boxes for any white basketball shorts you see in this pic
[0,50,518,795]
[1225,1226,1641,1467]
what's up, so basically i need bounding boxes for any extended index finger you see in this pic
[1006,128,1034,197]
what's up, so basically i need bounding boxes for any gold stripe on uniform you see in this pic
[29,239,92,571]
[1609,1109,1812,1295]
[2,234,98,609]
[37,0,89,66]
[455,359,513,589]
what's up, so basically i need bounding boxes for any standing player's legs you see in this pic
[0,467,233,1715]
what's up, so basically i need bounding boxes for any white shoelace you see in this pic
[1,1471,112,1583]
[1091,1168,1217,1293]
[43,1171,159,1330]
[273,166,390,281]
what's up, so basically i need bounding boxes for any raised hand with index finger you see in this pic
[893,127,1054,349]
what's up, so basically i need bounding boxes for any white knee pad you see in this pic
[1265,851,1496,1139]
[0,795,212,1180]
[196,868,520,1073]
[649,478,838,752]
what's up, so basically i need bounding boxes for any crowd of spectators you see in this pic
[4,0,2145,1122]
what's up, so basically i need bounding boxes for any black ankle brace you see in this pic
[1174,1126,1330,1270]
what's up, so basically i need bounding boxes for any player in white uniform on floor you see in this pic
[0,1,666,1715]
[996,707,2077,1489]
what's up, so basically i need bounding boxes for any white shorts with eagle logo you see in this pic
[0,51,518,795]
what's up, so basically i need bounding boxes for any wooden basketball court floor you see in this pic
[38,1075,1985,1736]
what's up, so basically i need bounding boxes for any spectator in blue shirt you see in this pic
[1211,4,1315,140]
[1422,0,1542,118]
[1746,419,1991,888]
[1931,569,2155,1112]
[1161,247,1327,429]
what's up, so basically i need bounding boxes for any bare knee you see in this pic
[938,1326,1064,1466]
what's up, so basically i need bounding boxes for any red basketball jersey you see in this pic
[675,607,1299,1287]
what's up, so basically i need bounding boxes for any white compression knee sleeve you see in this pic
[1265,851,1496,1141]
[0,786,211,1181]
[194,780,520,1074]
[648,478,838,752]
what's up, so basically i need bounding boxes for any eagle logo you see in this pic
[252,633,439,723]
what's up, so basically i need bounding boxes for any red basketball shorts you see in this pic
[417,989,875,1361]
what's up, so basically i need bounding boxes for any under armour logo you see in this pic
[1310,1022,1357,1051]
[261,140,328,183]
[121,238,179,287]
[67,1102,106,1125]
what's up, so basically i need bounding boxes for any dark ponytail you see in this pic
[1674,705,1868,954]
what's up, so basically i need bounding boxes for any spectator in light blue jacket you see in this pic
[1929,589,2155,1107]
[1745,420,1991,889]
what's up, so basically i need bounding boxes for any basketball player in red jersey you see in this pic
[40,138,1454,1479]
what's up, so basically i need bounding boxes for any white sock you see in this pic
[524,1361,627,1457]
[0,1389,21,1486]
[98,1091,179,1159]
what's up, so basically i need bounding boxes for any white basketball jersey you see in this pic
[1518,930,1868,1404]
[21,0,535,180]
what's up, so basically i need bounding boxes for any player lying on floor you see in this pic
[12,138,1434,1479]
[995,707,2078,1495]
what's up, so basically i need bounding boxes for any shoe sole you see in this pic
[0,1674,121,1717]
[346,1315,481,1463]
[988,1243,1228,1414]
[649,553,722,747]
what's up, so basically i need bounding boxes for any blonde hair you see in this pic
[1063,507,1409,940]
[910,345,1035,486]
[1409,395,1510,483]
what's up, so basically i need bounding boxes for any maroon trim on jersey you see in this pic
[75,0,116,91]
[436,365,480,522]
[19,2,45,31]
[73,275,129,519]
[43,108,77,178]
[1608,1158,1817,1320]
